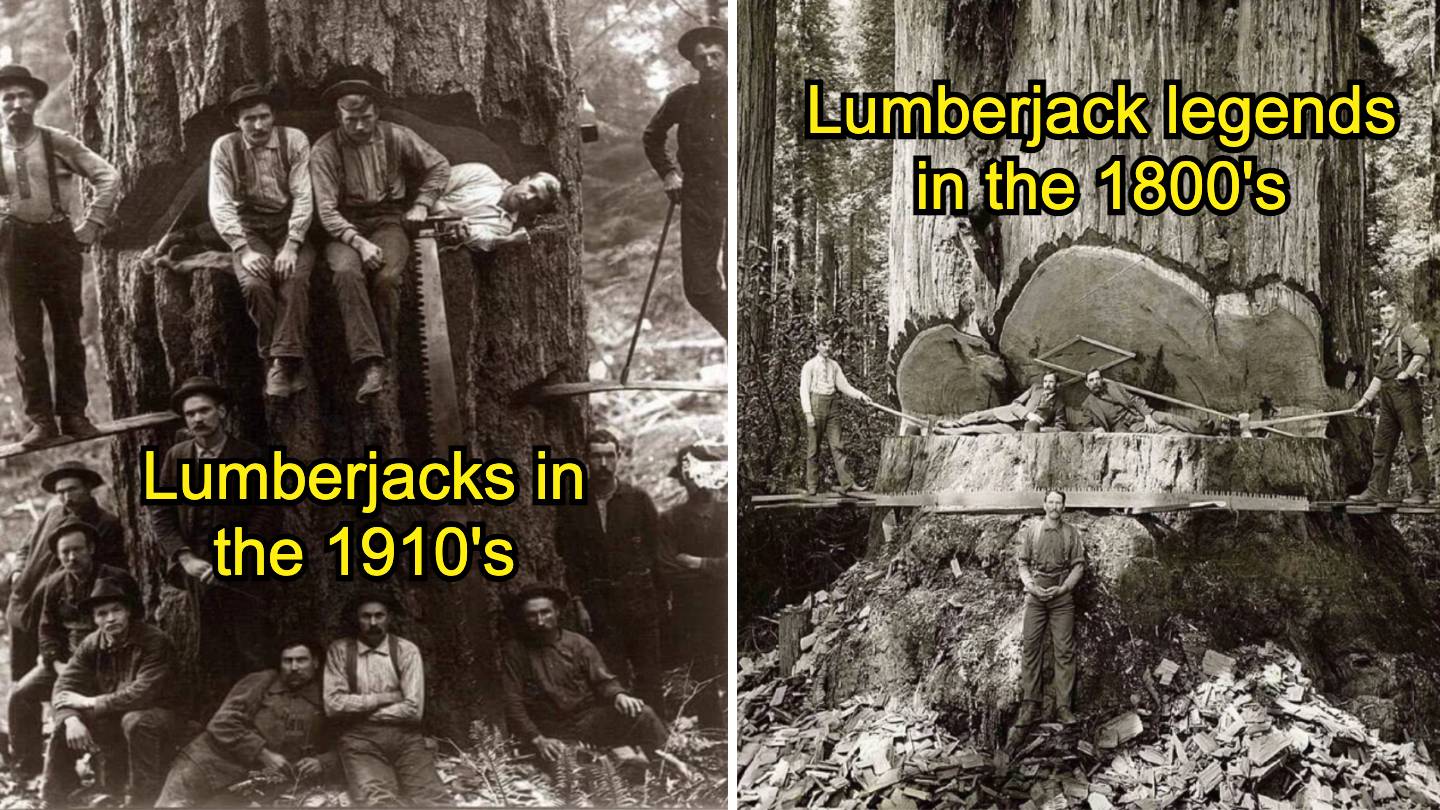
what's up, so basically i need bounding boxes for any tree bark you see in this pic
[72,0,586,734]
[739,0,775,357]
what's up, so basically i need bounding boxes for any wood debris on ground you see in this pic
[740,597,1440,810]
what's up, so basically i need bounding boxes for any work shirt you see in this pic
[555,483,661,601]
[799,355,863,414]
[37,564,136,665]
[1371,323,1431,381]
[322,634,425,725]
[1017,521,1085,590]
[1013,384,1067,428]
[642,80,726,183]
[500,630,624,741]
[8,500,126,634]
[208,127,314,250]
[656,497,726,587]
[0,124,118,225]
[52,622,176,722]
[205,669,339,770]
[433,162,515,251]
[1081,380,1153,432]
[310,121,450,247]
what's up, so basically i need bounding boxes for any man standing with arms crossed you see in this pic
[1351,300,1435,504]
[1014,490,1086,729]
[799,334,875,495]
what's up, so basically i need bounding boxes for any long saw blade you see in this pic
[413,231,463,453]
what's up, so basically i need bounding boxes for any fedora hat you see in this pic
[45,516,101,555]
[224,83,277,120]
[0,65,49,101]
[170,376,229,414]
[677,26,726,60]
[343,588,404,619]
[41,460,104,494]
[322,78,385,106]
[78,577,138,615]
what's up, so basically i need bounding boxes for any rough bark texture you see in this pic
[72,0,586,734]
[739,0,775,356]
[889,0,1366,413]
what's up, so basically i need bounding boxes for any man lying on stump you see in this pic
[44,578,177,807]
[501,585,669,767]
[1081,368,1218,435]
[157,638,340,807]
[937,371,1067,434]
[433,163,561,253]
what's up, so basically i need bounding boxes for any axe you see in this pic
[1237,408,1358,437]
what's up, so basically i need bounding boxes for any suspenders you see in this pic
[0,128,68,219]
[228,125,291,204]
[337,121,399,202]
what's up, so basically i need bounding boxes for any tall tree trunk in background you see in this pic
[890,0,1365,416]
[71,0,586,733]
[740,0,776,358]
[1425,0,1439,328]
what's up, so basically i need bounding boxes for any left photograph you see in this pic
[0,0,729,807]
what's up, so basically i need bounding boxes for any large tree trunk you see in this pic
[738,0,775,359]
[890,0,1365,414]
[72,0,586,734]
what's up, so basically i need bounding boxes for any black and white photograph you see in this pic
[0,0,730,806]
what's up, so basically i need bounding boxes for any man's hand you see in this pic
[404,204,429,223]
[54,691,96,712]
[74,221,102,246]
[1091,427,1106,435]
[295,757,323,779]
[805,413,816,428]
[574,599,593,635]
[63,716,97,753]
[1025,413,1045,426]
[1144,414,1159,431]
[178,552,216,584]
[662,171,683,203]
[238,246,273,278]
[52,659,67,677]
[614,693,646,719]
[1353,397,1371,413]
[355,237,384,271]
[533,735,566,762]
[507,227,531,246]
[676,553,703,570]
[258,748,291,773]
[274,242,299,281]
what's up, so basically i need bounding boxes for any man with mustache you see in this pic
[1014,490,1086,729]
[45,578,178,806]
[310,77,450,404]
[501,585,669,764]
[156,639,339,807]
[1080,368,1217,435]
[433,163,561,253]
[322,591,446,806]
[938,372,1069,433]
[208,84,315,398]
[7,520,136,782]
[642,26,727,338]
[0,65,119,447]
[555,429,665,710]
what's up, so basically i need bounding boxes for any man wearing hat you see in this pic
[322,590,446,806]
[642,26,727,338]
[657,442,727,727]
[208,83,316,398]
[310,77,451,404]
[45,577,178,806]
[0,65,121,446]
[148,375,279,695]
[501,584,669,764]
[555,428,665,710]
[5,461,124,699]
[8,519,138,779]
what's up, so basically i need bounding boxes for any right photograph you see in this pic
[736,0,1440,807]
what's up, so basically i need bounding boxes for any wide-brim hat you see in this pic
[669,441,728,479]
[677,26,726,60]
[0,65,49,101]
[45,517,101,555]
[322,79,385,106]
[78,576,138,615]
[170,376,228,414]
[505,583,571,622]
[224,83,278,120]
[343,588,404,619]
[42,460,104,494]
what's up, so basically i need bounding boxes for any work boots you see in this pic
[59,415,100,439]
[19,419,58,448]
[355,361,386,404]
[266,359,307,398]
[1403,493,1432,506]
[1347,489,1385,504]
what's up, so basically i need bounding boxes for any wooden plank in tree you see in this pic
[0,412,181,461]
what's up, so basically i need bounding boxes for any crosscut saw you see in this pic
[751,489,1316,513]
[410,217,466,453]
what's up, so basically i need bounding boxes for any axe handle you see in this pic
[1250,408,1357,429]
[864,399,928,425]
[1033,358,1237,422]
[620,201,677,385]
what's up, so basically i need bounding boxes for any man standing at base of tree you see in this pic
[1350,300,1435,505]
[642,26,727,338]
[1014,490,1086,728]
[799,334,875,495]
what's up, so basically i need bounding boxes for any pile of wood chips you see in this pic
[739,633,1440,809]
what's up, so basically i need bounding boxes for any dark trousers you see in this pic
[326,216,408,365]
[1369,380,1432,496]
[9,620,37,685]
[806,393,855,491]
[1020,593,1076,710]
[0,218,87,423]
[155,734,253,807]
[673,588,726,726]
[336,723,447,807]
[591,591,664,711]
[233,219,315,361]
[680,180,726,338]
[8,661,57,772]
[535,704,669,752]
[42,707,177,805]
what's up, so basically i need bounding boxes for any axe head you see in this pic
[1237,412,1253,438]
